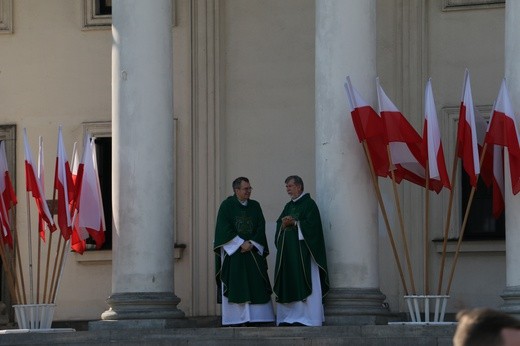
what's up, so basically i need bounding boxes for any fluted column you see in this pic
[316,0,388,325]
[100,0,184,325]
[501,0,520,318]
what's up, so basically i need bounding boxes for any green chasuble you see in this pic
[273,193,329,303]
[214,195,273,304]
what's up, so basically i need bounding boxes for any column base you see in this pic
[500,285,520,319]
[324,287,390,325]
[100,292,185,321]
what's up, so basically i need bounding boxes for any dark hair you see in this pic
[453,308,520,346]
[285,175,304,191]
[232,177,249,191]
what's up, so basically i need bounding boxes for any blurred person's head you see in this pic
[453,308,520,346]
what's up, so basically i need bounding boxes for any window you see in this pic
[83,0,176,30]
[440,105,504,241]
[96,0,112,16]
[83,0,112,30]
[82,122,112,250]
[90,137,112,250]
[461,169,505,239]
[0,0,13,34]
[0,125,16,315]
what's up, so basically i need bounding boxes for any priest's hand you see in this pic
[281,216,296,230]
[240,240,253,252]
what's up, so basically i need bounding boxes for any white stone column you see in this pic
[502,0,520,318]
[316,0,388,324]
[100,0,184,324]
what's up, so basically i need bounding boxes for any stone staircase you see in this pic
[0,323,457,345]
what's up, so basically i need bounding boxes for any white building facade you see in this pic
[0,0,518,324]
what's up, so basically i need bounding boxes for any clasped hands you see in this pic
[240,240,254,253]
[281,216,297,230]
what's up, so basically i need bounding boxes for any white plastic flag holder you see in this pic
[402,295,451,324]
[13,304,56,329]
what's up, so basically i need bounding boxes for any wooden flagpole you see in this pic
[362,142,409,294]
[7,210,21,304]
[424,160,430,295]
[0,243,18,304]
[445,143,488,295]
[51,239,71,303]
[48,235,62,304]
[436,143,459,294]
[36,136,43,304]
[14,228,27,304]
[43,190,57,303]
[387,147,416,294]
[37,232,41,303]
[25,192,35,304]
[43,231,53,303]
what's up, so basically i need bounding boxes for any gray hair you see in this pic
[232,177,250,191]
[285,175,304,191]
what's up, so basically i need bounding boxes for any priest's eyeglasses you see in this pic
[240,187,253,191]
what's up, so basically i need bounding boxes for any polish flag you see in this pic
[491,146,505,218]
[376,78,427,187]
[69,142,85,253]
[54,127,75,240]
[72,134,105,253]
[457,70,480,187]
[37,137,47,240]
[344,76,389,177]
[0,142,16,247]
[423,79,451,193]
[484,79,520,195]
[23,129,56,232]
[475,108,505,219]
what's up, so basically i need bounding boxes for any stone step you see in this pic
[0,324,457,345]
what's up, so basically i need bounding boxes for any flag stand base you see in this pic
[14,304,56,329]
[403,295,449,323]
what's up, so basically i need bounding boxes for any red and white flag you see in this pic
[0,141,16,247]
[71,134,105,253]
[37,137,47,240]
[484,79,520,195]
[491,146,505,218]
[475,107,505,219]
[423,79,451,193]
[344,76,389,177]
[54,126,75,240]
[457,70,480,187]
[69,142,85,253]
[376,78,427,187]
[24,129,56,232]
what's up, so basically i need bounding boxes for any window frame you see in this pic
[0,0,13,34]
[79,121,112,253]
[440,104,504,240]
[83,0,112,30]
[82,0,177,30]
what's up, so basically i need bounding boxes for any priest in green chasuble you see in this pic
[214,177,275,326]
[274,175,329,326]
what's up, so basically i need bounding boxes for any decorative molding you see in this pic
[0,0,13,34]
[434,239,504,253]
[443,0,504,11]
[74,249,112,264]
[82,121,112,138]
